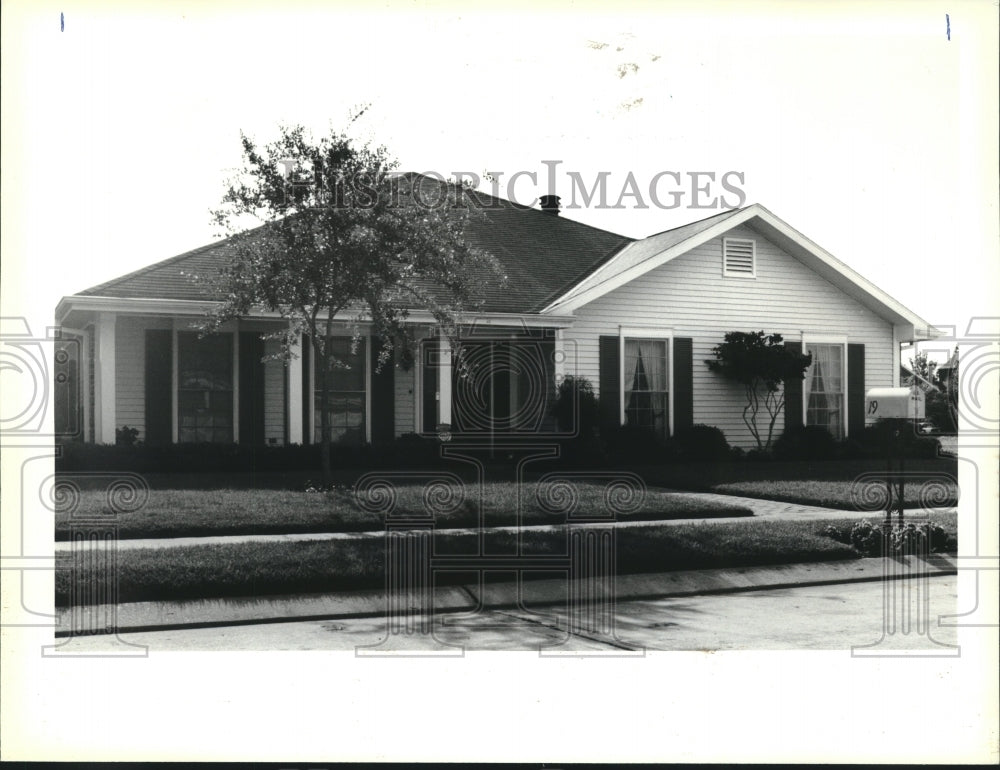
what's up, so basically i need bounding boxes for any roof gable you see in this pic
[541,203,939,339]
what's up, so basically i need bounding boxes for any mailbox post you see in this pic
[864,387,925,527]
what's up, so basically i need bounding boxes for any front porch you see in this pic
[54,308,570,447]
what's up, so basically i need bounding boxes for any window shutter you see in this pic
[144,329,173,446]
[238,332,266,445]
[370,337,395,445]
[673,337,694,433]
[723,238,756,277]
[421,340,438,434]
[783,341,804,430]
[847,343,865,438]
[598,335,620,435]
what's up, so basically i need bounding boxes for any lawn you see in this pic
[635,458,959,509]
[57,515,962,607]
[54,481,754,541]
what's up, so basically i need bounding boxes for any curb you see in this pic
[54,554,958,637]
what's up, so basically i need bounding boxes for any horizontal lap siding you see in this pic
[115,316,172,442]
[562,225,893,449]
[263,338,285,444]
[395,365,416,436]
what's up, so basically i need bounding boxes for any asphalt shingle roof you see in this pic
[76,175,634,314]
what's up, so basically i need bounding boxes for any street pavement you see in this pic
[50,575,959,653]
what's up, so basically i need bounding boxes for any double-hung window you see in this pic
[804,341,845,439]
[623,337,670,439]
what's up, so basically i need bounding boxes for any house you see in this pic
[54,180,940,450]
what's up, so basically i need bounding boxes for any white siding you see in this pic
[562,224,894,449]
[263,338,285,444]
[114,316,172,442]
[394,364,416,436]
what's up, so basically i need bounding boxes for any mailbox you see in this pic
[865,387,925,421]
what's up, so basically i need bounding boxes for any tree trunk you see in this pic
[317,339,332,487]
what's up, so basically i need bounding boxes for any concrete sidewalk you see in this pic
[54,553,958,637]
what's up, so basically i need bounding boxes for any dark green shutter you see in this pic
[144,329,172,445]
[598,335,620,435]
[238,332,266,445]
[672,337,694,434]
[422,341,438,433]
[370,337,395,444]
[784,341,804,430]
[847,343,865,438]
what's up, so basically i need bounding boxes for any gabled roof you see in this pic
[70,174,633,315]
[540,203,940,340]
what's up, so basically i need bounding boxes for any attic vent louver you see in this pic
[723,237,756,278]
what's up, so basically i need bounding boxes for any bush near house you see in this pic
[56,434,443,473]
[673,424,731,463]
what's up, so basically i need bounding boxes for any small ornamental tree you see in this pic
[705,331,813,452]
[908,349,959,432]
[200,120,503,483]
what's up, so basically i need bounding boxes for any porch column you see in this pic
[94,313,116,444]
[438,331,452,427]
[553,328,565,388]
[80,327,92,442]
[287,333,304,444]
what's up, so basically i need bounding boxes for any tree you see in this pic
[202,121,503,483]
[908,348,958,432]
[907,350,938,387]
[705,331,813,452]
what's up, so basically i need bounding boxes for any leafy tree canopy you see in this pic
[201,118,504,479]
[705,330,813,451]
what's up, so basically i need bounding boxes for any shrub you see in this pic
[833,518,952,557]
[604,424,667,462]
[773,424,838,461]
[856,420,943,459]
[550,376,600,438]
[115,425,140,447]
[673,424,730,463]
[821,523,848,544]
[849,519,884,555]
[55,436,450,474]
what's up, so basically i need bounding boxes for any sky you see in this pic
[3,0,998,366]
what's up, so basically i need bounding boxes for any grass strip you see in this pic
[55,483,752,541]
[55,514,956,607]
[709,480,958,510]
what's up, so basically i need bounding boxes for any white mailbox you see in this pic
[865,387,925,421]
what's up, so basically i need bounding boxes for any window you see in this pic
[623,338,669,438]
[804,342,845,439]
[723,237,756,277]
[178,332,233,443]
[314,337,366,445]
